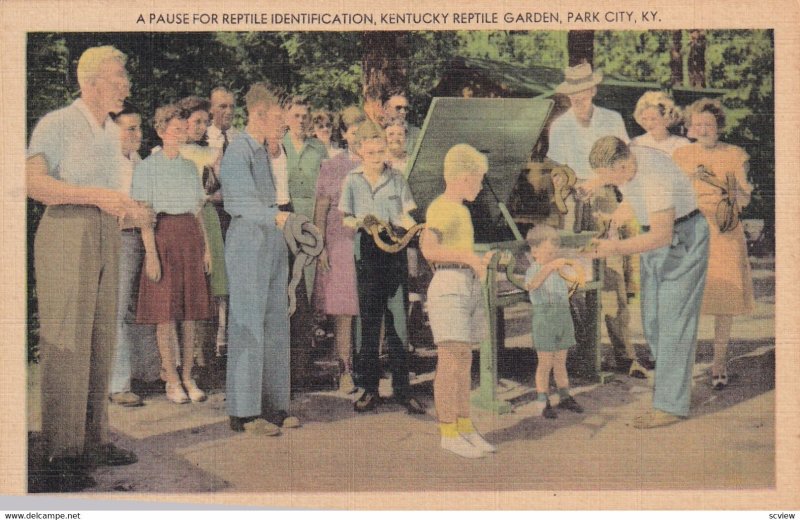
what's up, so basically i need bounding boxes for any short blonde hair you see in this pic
[589,136,631,169]
[153,104,185,134]
[244,82,281,112]
[443,144,488,183]
[77,46,127,89]
[633,91,682,128]
[351,119,385,148]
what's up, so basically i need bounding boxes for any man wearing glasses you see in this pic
[384,92,420,157]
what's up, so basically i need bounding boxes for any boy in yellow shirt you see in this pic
[420,144,495,458]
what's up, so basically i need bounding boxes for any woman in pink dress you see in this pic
[673,98,756,391]
[313,106,366,393]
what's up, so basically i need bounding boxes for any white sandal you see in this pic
[182,378,207,402]
[165,382,189,404]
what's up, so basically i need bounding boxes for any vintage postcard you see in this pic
[0,0,798,511]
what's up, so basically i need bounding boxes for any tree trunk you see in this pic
[688,30,707,88]
[670,30,684,86]
[361,31,409,98]
[567,31,594,67]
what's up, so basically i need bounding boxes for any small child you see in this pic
[525,225,584,418]
[421,144,495,458]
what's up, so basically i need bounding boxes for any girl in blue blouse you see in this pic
[132,105,212,404]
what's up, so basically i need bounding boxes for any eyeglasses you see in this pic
[315,123,333,129]
[393,105,409,112]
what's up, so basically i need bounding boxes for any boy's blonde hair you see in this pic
[526,224,560,249]
[351,118,385,148]
[244,82,281,112]
[77,46,127,89]
[443,143,488,183]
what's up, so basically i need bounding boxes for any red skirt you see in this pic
[136,214,211,324]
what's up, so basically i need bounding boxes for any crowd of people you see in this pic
[27,45,756,486]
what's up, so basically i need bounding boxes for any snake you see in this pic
[499,252,587,297]
[361,214,426,253]
[550,163,578,215]
[695,165,741,233]
[283,213,324,317]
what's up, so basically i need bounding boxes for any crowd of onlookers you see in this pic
[27,45,757,489]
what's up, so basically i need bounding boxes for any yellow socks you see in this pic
[439,422,459,438]
[456,417,475,434]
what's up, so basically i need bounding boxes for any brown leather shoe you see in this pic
[354,391,381,413]
[84,443,138,467]
[109,391,144,407]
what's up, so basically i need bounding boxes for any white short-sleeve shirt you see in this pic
[548,105,630,181]
[630,132,690,156]
[621,145,698,227]
[27,99,122,189]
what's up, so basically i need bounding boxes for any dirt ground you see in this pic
[26,258,775,500]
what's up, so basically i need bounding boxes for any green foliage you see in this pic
[595,31,674,84]
[458,31,567,69]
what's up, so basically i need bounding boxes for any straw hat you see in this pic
[555,63,604,95]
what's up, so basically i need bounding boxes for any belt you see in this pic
[433,262,472,270]
[278,203,293,212]
[641,209,700,232]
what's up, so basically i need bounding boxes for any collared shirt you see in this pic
[620,145,698,227]
[525,261,570,307]
[131,150,205,215]
[547,105,630,180]
[630,132,690,156]
[219,130,279,228]
[207,124,240,151]
[179,143,220,179]
[282,133,328,218]
[339,165,416,228]
[27,98,122,189]
[118,151,141,195]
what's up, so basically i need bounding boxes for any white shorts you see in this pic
[427,268,488,345]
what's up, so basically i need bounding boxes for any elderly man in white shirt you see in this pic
[547,63,645,377]
[27,46,153,491]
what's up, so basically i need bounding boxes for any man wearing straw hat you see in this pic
[547,63,647,378]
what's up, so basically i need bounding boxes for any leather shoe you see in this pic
[264,410,301,428]
[229,415,258,432]
[712,373,729,391]
[84,443,137,467]
[398,396,426,415]
[556,395,584,413]
[354,391,381,412]
[639,357,656,371]
[632,409,683,429]
[109,391,143,407]
[628,360,649,379]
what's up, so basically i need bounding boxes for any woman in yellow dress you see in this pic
[673,98,755,390]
